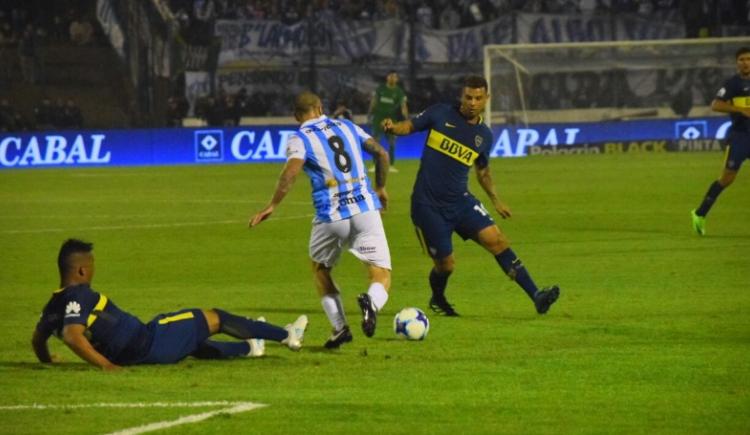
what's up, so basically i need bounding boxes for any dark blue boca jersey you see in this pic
[716,74,750,133]
[410,103,494,208]
[36,284,150,364]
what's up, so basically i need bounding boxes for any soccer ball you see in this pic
[393,307,430,340]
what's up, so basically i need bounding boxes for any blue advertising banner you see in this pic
[0,117,731,170]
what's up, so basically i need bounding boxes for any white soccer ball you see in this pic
[393,307,430,340]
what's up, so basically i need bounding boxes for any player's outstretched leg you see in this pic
[213,308,306,350]
[495,248,560,315]
[428,267,459,316]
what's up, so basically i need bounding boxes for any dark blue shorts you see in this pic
[140,309,210,364]
[411,195,495,259]
[725,131,750,171]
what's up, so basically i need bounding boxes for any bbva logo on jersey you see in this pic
[194,130,225,161]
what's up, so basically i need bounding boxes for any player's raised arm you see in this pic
[249,157,305,228]
[362,137,390,210]
[62,324,120,371]
[381,118,414,136]
[475,161,511,219]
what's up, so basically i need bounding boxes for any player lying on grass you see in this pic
[381,75,560,317]
[32,238,308,371]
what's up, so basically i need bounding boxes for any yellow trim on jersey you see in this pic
[86,295,109,327]
[426,129,478,167]
[732,96,750,108]
[158,311,195,325]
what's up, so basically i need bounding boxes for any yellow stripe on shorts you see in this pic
[158,311,195,325]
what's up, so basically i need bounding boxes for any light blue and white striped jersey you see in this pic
[286,115,382,222]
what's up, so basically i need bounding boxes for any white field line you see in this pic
[105,402,266,435]
[1,214,313,234]
[0,401,267,435]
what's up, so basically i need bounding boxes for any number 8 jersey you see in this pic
[286,115,382,222]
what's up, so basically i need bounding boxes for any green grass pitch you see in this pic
[0,152,748,434]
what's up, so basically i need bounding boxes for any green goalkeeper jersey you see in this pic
[371,84,406,122]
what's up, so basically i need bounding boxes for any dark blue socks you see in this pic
[429,268,451,299]
[214,309,287,342]
[495,248,539,300]
[192,340,250,359]
[696,181,725,217]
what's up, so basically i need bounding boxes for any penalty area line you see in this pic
[0,401,267,435]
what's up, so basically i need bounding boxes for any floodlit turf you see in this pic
[0,152,748,434]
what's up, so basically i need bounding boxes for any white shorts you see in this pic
[309,210,391,270]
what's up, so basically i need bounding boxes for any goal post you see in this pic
[483,37,750,127]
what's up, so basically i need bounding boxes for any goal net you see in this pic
[483,37,750,127]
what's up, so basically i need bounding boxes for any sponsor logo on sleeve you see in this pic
[65,301,82,318]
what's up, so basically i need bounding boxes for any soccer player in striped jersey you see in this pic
[381,75,559,317]
[33,239,308,370]
[250,91,392,349]
[691,47,750,235]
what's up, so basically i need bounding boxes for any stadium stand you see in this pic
[0,0,747,130]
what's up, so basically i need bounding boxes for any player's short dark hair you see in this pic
[736,47,750,59]
[293,91,321,119]
[463,75,488,92]
[58,238,93,277]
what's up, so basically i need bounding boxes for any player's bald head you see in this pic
[294,91,323,122]
[57,239,94,281]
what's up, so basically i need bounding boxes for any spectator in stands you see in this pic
[34,98,55,130]
[416,1,434,27]
[193,0,217,44]
[438,3,461,29]
[0,19,14,89]
[223,93,240,125]
[18,24,38,84]
[166,94,189,127]
[235,88,251,117]
[69,15,94,45]
[681,0,718,37]
[52,98,66,128]
[0,98,15,131]
[61,99,84,129]
[10,6,28,36]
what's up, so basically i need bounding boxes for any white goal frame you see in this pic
[483,36,750,127]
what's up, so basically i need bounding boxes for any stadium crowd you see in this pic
[0,98,84,132]
[165,0,747,30]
